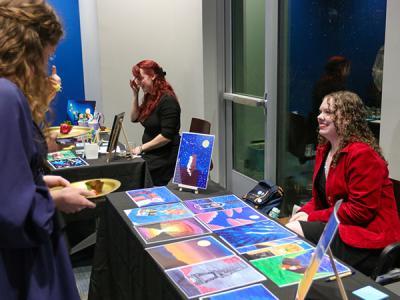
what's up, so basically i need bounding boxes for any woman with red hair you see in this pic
[130,60,181,186]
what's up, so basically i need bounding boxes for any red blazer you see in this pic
[300,142,400,249]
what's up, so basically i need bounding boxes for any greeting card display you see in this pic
[184,195,246,214]
[124,202,193,226]
[135,218,211,245]
[173,132,214,191]
[126,186,181,207]
[146,236,233,270]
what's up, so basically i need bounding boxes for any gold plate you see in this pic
[70,178,121,199]
[100,127,111,133]
[47,126,92,139]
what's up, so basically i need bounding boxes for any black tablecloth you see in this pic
[88,182,398,300]
[50,154,153,249]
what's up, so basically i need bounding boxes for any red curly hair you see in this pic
[132,60,177,122]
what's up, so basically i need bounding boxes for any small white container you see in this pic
[84,143,99,159]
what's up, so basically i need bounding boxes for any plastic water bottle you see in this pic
[268,207,280,219]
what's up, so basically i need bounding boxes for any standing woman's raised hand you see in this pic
[129,78,140,94]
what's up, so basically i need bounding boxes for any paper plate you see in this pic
[47,126,92,139]
[70,178,121,198]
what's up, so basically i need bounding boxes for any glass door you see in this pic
[224,0,278,196]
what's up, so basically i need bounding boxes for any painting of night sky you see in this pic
[173,132,215,189]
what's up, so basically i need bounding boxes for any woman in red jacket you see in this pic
[286,91,400,276]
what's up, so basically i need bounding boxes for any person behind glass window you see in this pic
[286,91,400,276]
[0,1,95,299]
[129,60,181,186]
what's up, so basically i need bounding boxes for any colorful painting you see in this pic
[135,218,210,244]
[146,236,233,269]
[173,132,215,189]
[126,186,181,207]
[238,236,311,254]
[184,195,246,214]
[199,284,278,300]
[166,255,265,299]
[195,206,267,231]
[47,150,77,161]
[215,220,295,253]
[47,157,88,169]
[67,99,96,125]
[251,249,350,287]
[243,238,313,260]
[124,202,193,225]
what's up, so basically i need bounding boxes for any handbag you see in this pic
[242,179,284,215]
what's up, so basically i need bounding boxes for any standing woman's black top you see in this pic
[141,94,181,186]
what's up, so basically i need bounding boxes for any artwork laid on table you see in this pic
[135,218,211,245]
[126,186,181,207]
[242,237,314,260]
[215,220,295,254]
[296,200,344,300]
[199,283,278,300]
[195,206,268,231]
[146,236,233,270]
[124,202,193,226]
[250,249,350,287]
[172,132,215,190]
[166,255,265,299]
[66,99,96,125]
[184,195,246,214]
[47,157,88,170]
[47,150,77,161]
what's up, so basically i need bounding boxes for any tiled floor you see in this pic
[73,266,91,300]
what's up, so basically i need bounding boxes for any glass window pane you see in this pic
[232,103,264,181]
[232,0,265,97]
[277,0,387,215]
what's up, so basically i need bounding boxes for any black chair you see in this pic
[371,179,400,286]
[189,117,213,170]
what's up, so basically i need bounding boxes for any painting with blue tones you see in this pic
[124,202,193,226]
[195,206,267,231]
[173,132,214,189]
[47,157,88,169]
[199,284,278,300]
[215,220,295,254]
[240,236,314,255]
[126,186,181,208]
[66,100,96,125]
[184,195,246,214]
[166,255,265,299]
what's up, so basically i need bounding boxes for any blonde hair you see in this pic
[0,0,63,123]
[318,91,383,165]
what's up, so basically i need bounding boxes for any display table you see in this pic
[88,182,397,300]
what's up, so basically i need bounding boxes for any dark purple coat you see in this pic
[0,78,79,299]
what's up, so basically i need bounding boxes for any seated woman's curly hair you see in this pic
[0,0,63,123]
[318,91,383,165]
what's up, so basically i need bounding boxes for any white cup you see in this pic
[84,143,99,159]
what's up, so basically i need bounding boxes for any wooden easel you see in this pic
[107,119,134,162]
[327,248,349,300]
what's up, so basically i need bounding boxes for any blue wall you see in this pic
[47,0,85,125]
[288,0,386,115]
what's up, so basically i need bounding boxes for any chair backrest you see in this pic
[391,178,400,216]
[189,118,211,134]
